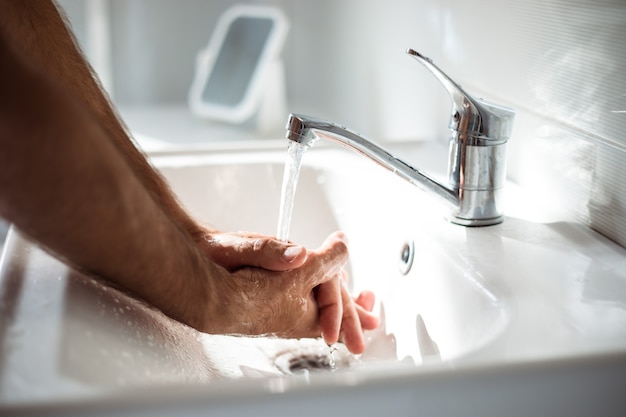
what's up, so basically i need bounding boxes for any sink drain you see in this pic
[287,354,334,374]
[274,351,335,375]
[273,343,354,375]
[398,240,415,275]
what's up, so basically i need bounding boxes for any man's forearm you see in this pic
[0,32,217,331]
[0,0,208,236]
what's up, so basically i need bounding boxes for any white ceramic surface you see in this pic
[1,143,625,416]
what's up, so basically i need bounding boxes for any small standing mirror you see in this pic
[188,5,289,132]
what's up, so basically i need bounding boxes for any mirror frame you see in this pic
[188,5,288,123]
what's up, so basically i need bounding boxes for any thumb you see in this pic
[202,233,308,271]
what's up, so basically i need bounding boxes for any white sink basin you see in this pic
[1,143,625,415]
[155,147,509,364]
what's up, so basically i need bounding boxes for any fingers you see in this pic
[201,232,308,271]
[355,303,380,331]
[304,233,377,354]
[355,290,376,311]
[338,284,366,354]
[353,290,380,330]
[248,238,308,270]
[203,230,346,279]
[317,268,371,354]
[316,274,342,345]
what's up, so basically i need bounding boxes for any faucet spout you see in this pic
[286,113,459,207]
[285,49,514,227]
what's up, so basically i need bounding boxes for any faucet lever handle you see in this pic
[407,48,514,143]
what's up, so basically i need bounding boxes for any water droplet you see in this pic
[328,344,337,371]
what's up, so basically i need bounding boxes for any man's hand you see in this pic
[197,231,379,354]
[197,230,309,272]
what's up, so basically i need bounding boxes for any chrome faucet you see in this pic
[285,48,515,226]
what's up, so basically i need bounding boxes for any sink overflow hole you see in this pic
[398,240,415,275]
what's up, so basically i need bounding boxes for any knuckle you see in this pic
[251,237,269,253]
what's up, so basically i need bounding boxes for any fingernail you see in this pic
[282,245,305,262]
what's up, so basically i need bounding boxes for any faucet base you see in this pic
[448,214,504,227]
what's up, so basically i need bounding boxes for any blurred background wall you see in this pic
[56,0,626,248]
